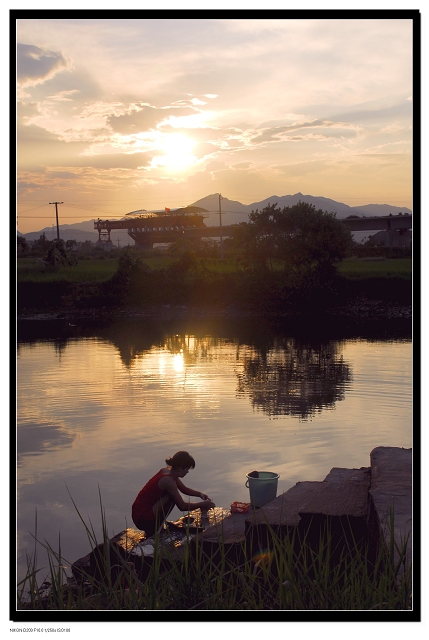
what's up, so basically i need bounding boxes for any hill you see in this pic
[191,193,411,227]
[20,220,134,246]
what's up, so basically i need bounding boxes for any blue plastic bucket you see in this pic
[245,471,279,507]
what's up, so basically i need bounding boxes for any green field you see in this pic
[17,258,120,283]
[16,256,412,283]
[337,258,412,279]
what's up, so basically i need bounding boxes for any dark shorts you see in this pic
[132,500,175,537]
[132,517,157,537]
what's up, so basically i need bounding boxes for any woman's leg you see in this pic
[152,494,175,522]
[133,518,157,537]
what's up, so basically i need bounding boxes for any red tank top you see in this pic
[132,469,169,523]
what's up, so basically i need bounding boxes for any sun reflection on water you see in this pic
[173,350,184,373]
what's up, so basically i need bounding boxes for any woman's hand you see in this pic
[200,499,215,510]
[199,492,209,500]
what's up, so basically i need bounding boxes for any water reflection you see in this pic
[18,322,352,420]
[16,318,412,584]
[237,338,351,420]
[107,328,352,420]
[17,420,75,466]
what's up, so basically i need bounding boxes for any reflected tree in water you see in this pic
[48,320,352,421]
[236,338,351,420]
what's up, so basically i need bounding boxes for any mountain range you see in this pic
[19,192,412,244]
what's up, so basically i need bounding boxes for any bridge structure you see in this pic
[94,209,412,249]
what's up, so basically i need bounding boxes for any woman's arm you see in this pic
[159,476,214,511]
[176,478,209,500]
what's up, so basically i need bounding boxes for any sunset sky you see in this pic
[15,15,415,234]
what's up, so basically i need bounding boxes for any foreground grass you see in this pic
[17,499,412,612]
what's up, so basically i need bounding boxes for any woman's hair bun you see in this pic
[165,451,196,470]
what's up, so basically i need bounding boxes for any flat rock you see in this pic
[246,466,371,528]
[200,510,253,544]
[368,446,412,571]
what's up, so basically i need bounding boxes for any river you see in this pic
[16,314,412,584]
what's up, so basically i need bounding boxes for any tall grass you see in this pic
[16,496,412,611]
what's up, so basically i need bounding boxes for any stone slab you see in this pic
[368,446,412,570]
[200,510,252,544]
[246,466,371,528]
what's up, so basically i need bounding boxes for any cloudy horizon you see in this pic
[16,16,414,234]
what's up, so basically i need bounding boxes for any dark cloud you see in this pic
[107,105,197,134]
[17,43,68,86]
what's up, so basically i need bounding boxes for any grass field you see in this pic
[16,256,412,283]
[17,258,120,283]
[337,258,412,279]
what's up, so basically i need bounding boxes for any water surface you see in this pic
[16,317,412,582]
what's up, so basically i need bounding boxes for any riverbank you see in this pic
[16,255,412,324]
[16,447,413,614]
[17,294,411,322]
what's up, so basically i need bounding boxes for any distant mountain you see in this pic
[189,194,250,227]
[20,219,134,246]
[19,194,411,241]
[191,193,411,227]
[352,203,412,217]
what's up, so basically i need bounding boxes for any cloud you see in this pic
[329,100,412,125]
[232,162,254,170]
[18,121,152,172]
[17,101,40,120]
[251,119,359,144]
[75,152,152,170]
[107,104,197,134]
[17,43,69,87]
[273,160,329,177]
[193,141,219,159]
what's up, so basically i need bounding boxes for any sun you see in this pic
[153,133,197,170]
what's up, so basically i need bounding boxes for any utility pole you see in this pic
[219,193,224,260]
[49,201,63,241]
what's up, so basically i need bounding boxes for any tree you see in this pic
[233,201,353,288]
[45,239,78,270]
[30,233,53,256]
[17,235,29,255]
[168,237,220,259]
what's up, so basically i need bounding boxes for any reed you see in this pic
[16,498,412,611]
